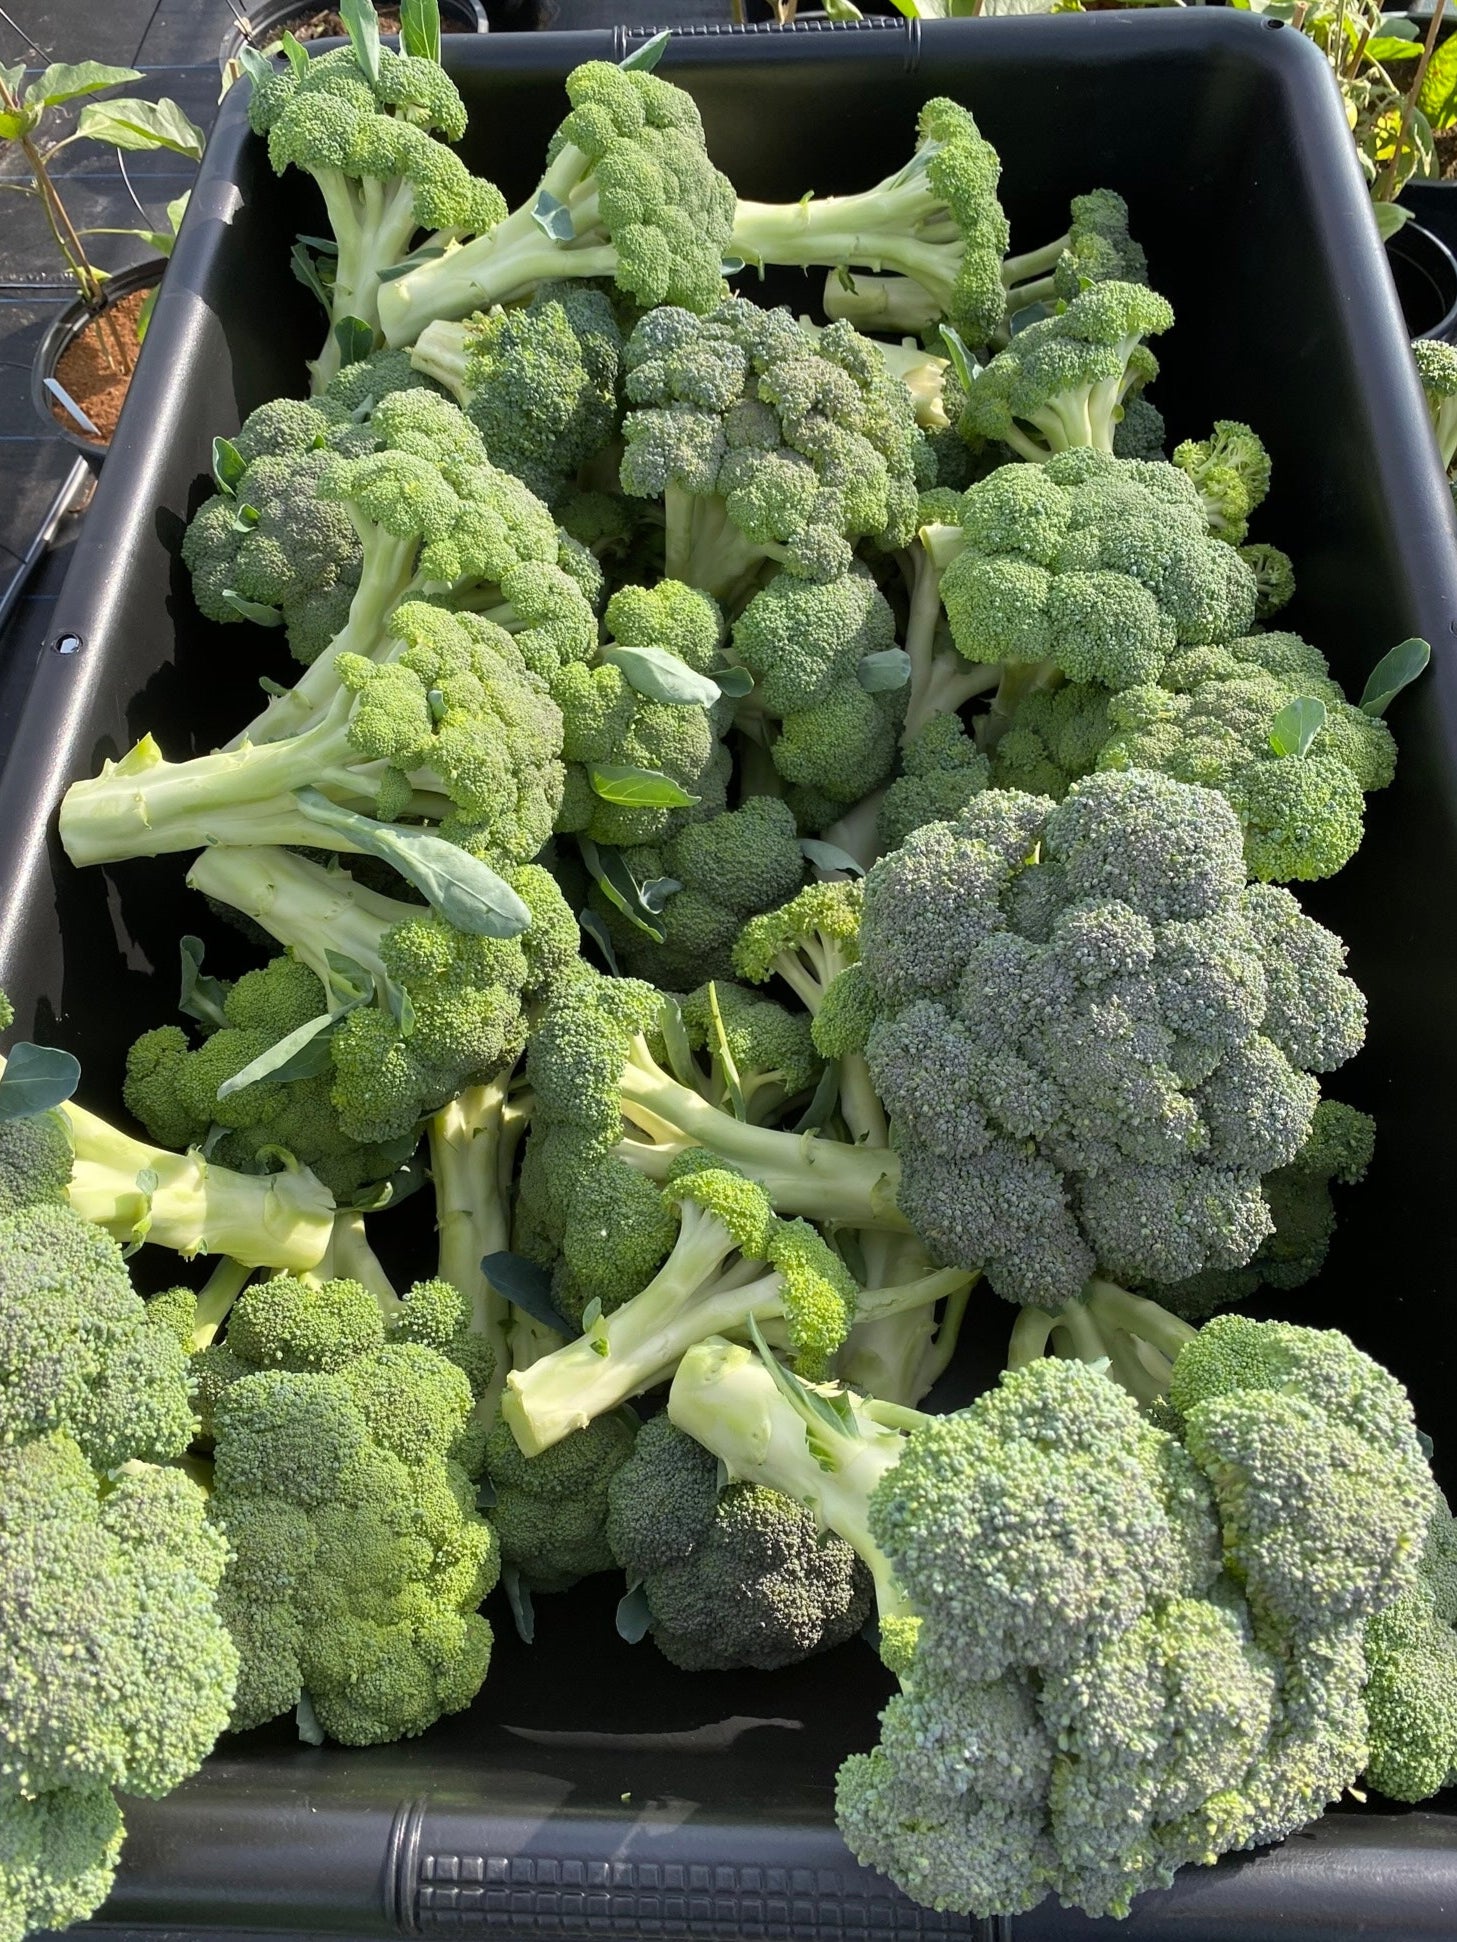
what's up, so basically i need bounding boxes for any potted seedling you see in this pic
[217,0,491,74]
[0,63,205,459]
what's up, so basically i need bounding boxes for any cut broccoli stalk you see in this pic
[429,1074,521,1423]
[47,1088,336,1270]
[186,843,407,999]
[1007,1277,1199,1408]
[667,1334,916,1654]
[900,530,999,746]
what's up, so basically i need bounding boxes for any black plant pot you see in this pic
[1386,217,1457,342]
[218,0,489,68]
[31,259,164,469]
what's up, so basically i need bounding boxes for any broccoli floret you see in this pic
[246,26,503,388]
[949,281,1172,461]
[553,579,730,850]
[877,713,990,851]
[1240,540,1297,621]
[484,1412,637,1592]
[606,1413,873,1670]
[732,100,1010,347]
[730,568,906,805]
[0,1782,126,1942]
[678,982,822,1123]
[999,187,1149,320]
[1111,393,1166,461]
[987,678,1112,798]
[203,1271,499,1742]
[1171,421,1274,546]
[378,59,737,348]
[935,449,1259,698]
[857,769,1364,1309]
[1414,337,1457,472]
[187,846,574,1146]
[408,284,622,504]
[669,1318,1435,1922]
[619,302,933,607]
[1365,1497,1457,1802]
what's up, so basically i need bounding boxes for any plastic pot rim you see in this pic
[217,0,488,70]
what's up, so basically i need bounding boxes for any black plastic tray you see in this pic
[9,14,1457,1938]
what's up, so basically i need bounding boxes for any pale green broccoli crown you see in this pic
[0,1435,236,1810]
[812,962,875,1061]
[411,285,622,504]
[764,1217,858,1376]
[858,769,1364,1307]
[592,797,810,988]
[669,1164,776,1262]
[0,1201,197,1470]
[1054,187,1149,301]
[878,713,991,850]
[1365,1501,1457,1802]
[732,879,864,999]
[484,1412,637,1592]
[732,569,897,717]
[679,981,822,1118]
[606,1414,873,1671]
[620,301,932,595]
[0,1781,126,1942]
[1171,420,1274,545]
[205,1275,499,1743]
[942,449,1259,689]
[0,1107,72,1217]
[954,281,1173,459]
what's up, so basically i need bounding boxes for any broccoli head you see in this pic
[484,1412,637,1593]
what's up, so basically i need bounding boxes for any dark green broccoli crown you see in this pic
[989,681,1112,802]
[942,449,1259,691]
[858,768,1365,1308]
[204,1272,499,1744]
[1112,394,1166,462]
[551,61,737,313]
[606,1414,872,1671]
[0,1107,73,1218]
[1364,1500,1457,1803]
[879,713,991,851]
[620,301,933,580]
[1055,188,1148,300]
[484,1412,637,1592]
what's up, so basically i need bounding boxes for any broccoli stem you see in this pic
[977,659,1063,753]
[54,1093,336,1270]
[667,1334,913,1632]
[378,143,618,347]
[310,168,422,391]
[899,541,999,746]
[430,1075,515,1422]
[233,528,420,749]
[821,270,940,338]
[186,846,405,996]
[1000,233,1069,289]
[188,1256,255,1350]
[819,790,886,873]
[58,688,388,868]
[614,1036,906,1231]
[1006,1277,1198,1408]
[322,1211,400,1311]
[662,485,774,610]
[732,190,960,316]
[408,317,474,402]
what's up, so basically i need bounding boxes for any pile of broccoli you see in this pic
[17,7,1446,1937]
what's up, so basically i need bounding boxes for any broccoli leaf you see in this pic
[0,1042,81,1120]
[1359,636,1430,717]
[341,0,382,84]
[616,1583,654,1644]
[799,839,866,877]
[332,316,376,368]
[603,643,722,708]
[588,764,701,809]
[399,0,442,62]
[215,1010,345,1100]
[481,1251,574,1335]
[178,936,231,1030]
[857,648,912,693]
[212,436,247,494]
[620,28,670,70]
[1268,696,1326,759]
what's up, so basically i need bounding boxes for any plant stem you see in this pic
[1382,0,1447,201]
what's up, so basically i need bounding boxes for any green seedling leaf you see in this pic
[212,435,247,494]
[481,1251,574,1336]
[604,643,721,708]
[238,45,276,89]
[578,907,621,973]
[1422,28,1457,126]
[791,1059,841,1135]
[333,315,375,368]
[532,190,575,244]
[223,590,284,627]
[341,0,383,83]
[581,1296,604,1332]
[705,980,746,1121]
[620,28,670,70]
[77,96,205,158]
[711,663,754,699]
[857,647,912,693]
[293,789,532,937]
[178,935,230,1030]
[1366,34,1422,61]
[279,30,310,74]
[296,1693,326,1746]
[216,1010,343,1099]
[400,0,442,60]
[386,978,415,1038]
[658,995,700,1090]
[578,838,666,943]
[291,239,333,311]
[1268,695,1327,759]
[24,61,140,108]
[799,838,865,878]
[502,1565,535,1644]
[938,324,980,395]
[588,764,700,810]
[1359,636,1430,716]
[616,1583,654,1644]
[0,1043,80,1120]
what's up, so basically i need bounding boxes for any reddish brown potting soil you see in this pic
[49,288,147,446]
[278,6,473,35]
